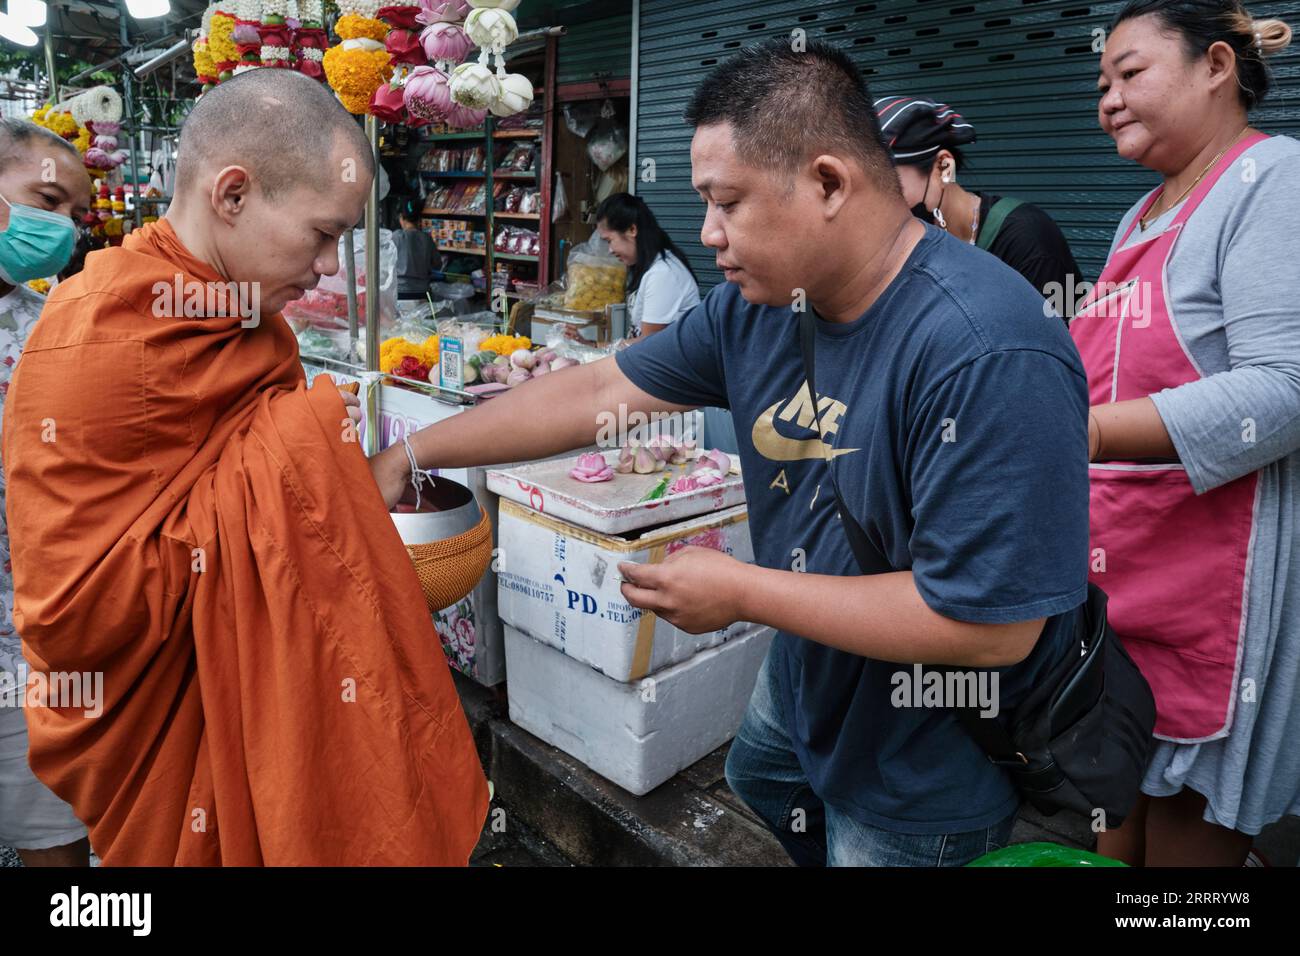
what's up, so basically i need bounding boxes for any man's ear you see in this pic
[210,165,253,225]
[811,154,853,219]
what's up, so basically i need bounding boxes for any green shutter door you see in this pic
[636,0,1300,287]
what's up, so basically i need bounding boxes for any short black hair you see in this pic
[593,191,697,293]
[684,38,898,193]
[1112,1,1294,109]
[0,117,80,174]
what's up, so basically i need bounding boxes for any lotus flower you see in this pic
[505,367,530,387]
[509,348,534,369]
[491,71,533,117]
[692,448,732,476]
[439,99,485,128]
[633,445,662,474]
[449,60,500,110]
[569,452,614,483]
[549,356,578,371]
[404,65,453,123]
[467,0,520,10]
[416,0,470,25]
[420,21,474,62]
[615,445,635,474]
[668,475,701,495]
[465,5,517,50]
[233,22,262,44]
[688,468,726,487]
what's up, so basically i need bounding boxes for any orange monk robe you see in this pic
[2,220,489,865]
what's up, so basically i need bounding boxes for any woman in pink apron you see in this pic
[1078,2,1300,865]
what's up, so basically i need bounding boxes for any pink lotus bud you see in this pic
[569,452,614,483]
[615,445,635,474]
[416,0,469,25]
[403,66,453,123]
[443,101,487,129]
[633,446,660,475]
[419,21,473,62]
[668,475,701,495]
[689,467,725,487]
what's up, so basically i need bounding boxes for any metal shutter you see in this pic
[636,0,1300,287]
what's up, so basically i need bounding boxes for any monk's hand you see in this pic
[339,388,361,426]
[618,546,747,635]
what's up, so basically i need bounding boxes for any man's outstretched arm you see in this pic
[369,355,694,507]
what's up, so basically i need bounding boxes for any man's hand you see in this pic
[618,546,749,634]
[369,445,410,510]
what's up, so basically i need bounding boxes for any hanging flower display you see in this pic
[208,5,241,82]
[418,0,470,21]
[450,0,530,119]
[231,0,265,75]
[257,0,293,68]
[208,5,241,81]
[293,0,329,81]
[418,20,473,62]
[193,37,218,89]
[402,64,453,122]
[323,0,394,114]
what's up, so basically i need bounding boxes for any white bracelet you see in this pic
[401,433,432,510]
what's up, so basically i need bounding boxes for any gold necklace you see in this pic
[1140,127,1251,231]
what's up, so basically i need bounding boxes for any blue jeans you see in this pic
[725,649,1018,867]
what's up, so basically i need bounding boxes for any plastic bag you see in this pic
[552,172,567,222]
[563,233,626,311]
[282,227,398,339]
[563,101,600,138]
[587,118,628,171]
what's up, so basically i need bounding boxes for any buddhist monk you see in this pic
[2,69,489,866]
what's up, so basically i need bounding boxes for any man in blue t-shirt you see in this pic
[371,39,1089,866]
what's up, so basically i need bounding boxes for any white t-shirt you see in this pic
[628,252,700,337]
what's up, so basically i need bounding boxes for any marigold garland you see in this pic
[335,13,390,42]
[193,37,217,85]
[208,9,240,78]
[322,46,393,114]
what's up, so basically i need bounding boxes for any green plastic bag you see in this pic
[966,842,1127,867]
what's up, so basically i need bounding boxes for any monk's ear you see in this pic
[210,165,253,225]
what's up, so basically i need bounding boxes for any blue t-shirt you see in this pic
[616,225,1090,833]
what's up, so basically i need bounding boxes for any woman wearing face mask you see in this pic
[0,118,92,866]
[875,96,1085,319]
[1078,1,1299,866]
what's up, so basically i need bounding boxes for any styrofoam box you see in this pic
[504,623,775,796]
[496,498,757,682]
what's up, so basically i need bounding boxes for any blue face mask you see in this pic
[0,192,76,285]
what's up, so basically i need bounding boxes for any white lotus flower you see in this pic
[464,6,517,50]
[490,72,533,116]
[449,60,501,110]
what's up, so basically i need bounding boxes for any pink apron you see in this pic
[1070,133,1267,742]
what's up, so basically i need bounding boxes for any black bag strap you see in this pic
[796,309,1026,766]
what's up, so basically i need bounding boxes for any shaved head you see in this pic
[176,69,374,201]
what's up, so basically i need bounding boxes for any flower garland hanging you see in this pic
[450,0,532,120]
[257,0,294,68]
[401,0,480,129]
[293,0,329,80]
[209,5,241,83]
[193,4,219,89]
[323,0,394,113]
[366,1,425,123]
[232,0,266,75]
